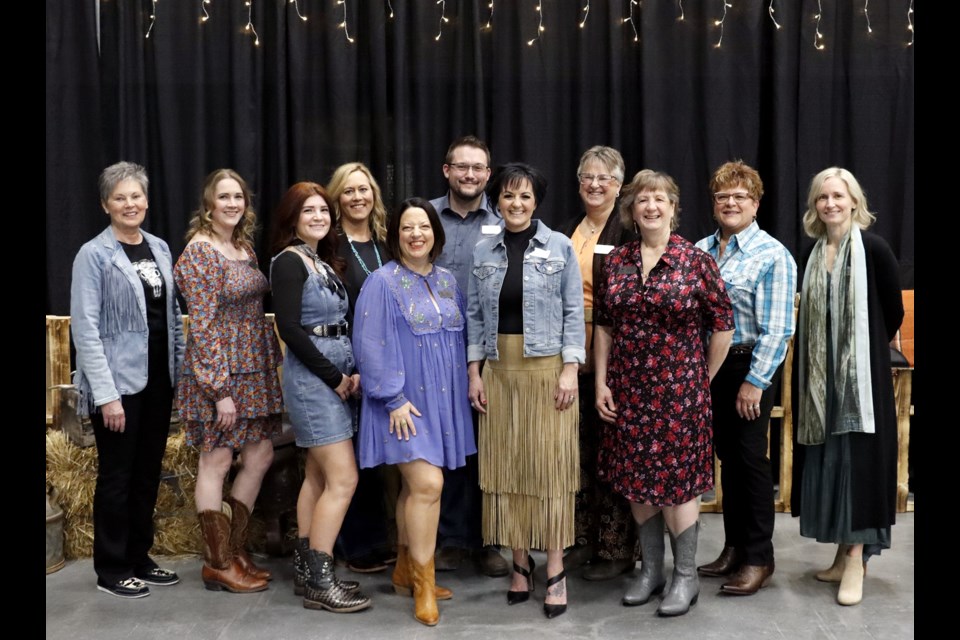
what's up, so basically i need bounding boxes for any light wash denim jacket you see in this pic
[467,219,586,364]
[70,226,185,414]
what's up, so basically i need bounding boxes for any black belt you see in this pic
[729,343,755,356]
[303,322,349,337]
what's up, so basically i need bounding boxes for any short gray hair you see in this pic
[577,146,625,184]
[99,161,149,203]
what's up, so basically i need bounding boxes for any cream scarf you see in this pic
[797,225,874,445]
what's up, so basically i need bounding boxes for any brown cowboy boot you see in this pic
[224,497,272,581]
[410,555,440,626]
[198,510,268,593]
[392,545,452,600]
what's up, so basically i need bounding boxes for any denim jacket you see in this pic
[70,226,185,414]
[467,219,586,364]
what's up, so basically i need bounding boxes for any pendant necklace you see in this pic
[348,237,382,276]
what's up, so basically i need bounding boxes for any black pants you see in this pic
[710,354,782,566]
[337,459,392,560]
[437,410,482,550]
[92,372,173,584]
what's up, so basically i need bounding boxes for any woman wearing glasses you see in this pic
[694,161,797,596]
[558,146,639,581]
[594,170,733,616]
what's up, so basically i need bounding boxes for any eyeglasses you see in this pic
[448,163,489,174]
[713,192,753,205]
[578,173,618,186]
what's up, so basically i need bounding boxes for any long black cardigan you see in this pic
[790,231,905,531]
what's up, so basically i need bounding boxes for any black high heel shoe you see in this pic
[543,570,568,619]
[507,555,536,605]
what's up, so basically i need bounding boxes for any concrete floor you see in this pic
[45,513,914,640]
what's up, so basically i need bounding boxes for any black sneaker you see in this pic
[97,577,151,599]
[135,567,181,586]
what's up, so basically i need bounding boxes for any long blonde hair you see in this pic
[185,168,258,248]
[327,162,388,244]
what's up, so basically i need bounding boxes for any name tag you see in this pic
[619,265,638,275]
[594,244,614,255]
[481,225,500,235]
[530,248,551,259]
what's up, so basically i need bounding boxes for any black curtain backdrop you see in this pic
[46,0,914,314]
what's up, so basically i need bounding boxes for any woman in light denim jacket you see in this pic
[467,163,585,619]
[70,161,185,599]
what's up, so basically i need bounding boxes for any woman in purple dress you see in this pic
[353,198,476,627]
[594,170,734,617]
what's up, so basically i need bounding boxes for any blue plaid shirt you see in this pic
[696,222,797,390]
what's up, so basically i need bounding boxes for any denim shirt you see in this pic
[70,226,185,414]
[430,192,502,293]
[467,219,586,364]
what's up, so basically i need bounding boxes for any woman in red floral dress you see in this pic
[175,169,284,594]
[594,170,734,617]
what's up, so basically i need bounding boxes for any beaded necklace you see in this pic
[347,237,382,276]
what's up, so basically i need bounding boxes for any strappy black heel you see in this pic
[543,570,568,619]
[507,555,536,605]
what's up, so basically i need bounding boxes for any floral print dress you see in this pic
[595,235,734,506]
[174,242,283,452]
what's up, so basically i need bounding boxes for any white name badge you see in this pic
[594,244,615,255]
[530,248,551,259]
[481,225,501,235]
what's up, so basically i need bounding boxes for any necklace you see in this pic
[347,238,382,276]
[294,243,346,299]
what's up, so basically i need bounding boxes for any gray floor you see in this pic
[46,513,914,640]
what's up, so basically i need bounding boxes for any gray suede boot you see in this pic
[657,522,700,617]
[622,512,667,606]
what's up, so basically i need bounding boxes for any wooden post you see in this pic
[893,368,914,513]
[46,316,72,426]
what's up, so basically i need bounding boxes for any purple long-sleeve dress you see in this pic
[354,260,476,469]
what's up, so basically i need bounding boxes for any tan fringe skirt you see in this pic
[479,334,580,550]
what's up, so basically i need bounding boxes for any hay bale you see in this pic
[46,426,299,558]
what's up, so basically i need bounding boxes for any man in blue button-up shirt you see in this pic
[429,136,508,577]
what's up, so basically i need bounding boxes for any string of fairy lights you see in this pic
[141,0,914,52]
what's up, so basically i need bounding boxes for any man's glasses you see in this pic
[448,163,489,174]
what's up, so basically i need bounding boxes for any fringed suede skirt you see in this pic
[479,334,579,550]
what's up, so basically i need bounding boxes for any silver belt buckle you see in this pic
[312,325,327,337]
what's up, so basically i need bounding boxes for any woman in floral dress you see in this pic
[175,168,284,594]
[594,170,734,617]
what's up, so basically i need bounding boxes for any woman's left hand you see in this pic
[389,401,421,441]
[736,381,763,420]
[554,363,580,411]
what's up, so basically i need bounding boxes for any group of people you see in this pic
[70,137,904,626]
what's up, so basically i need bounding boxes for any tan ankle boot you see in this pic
[410,555,440,626]
[837,552,864,605]
[393,545,453,600]
[198,510,268,593]
[224,497,272,581]
[815,544,848,582]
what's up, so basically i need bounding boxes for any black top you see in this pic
[270,250,346,388]
[335,232,389,326]
[119,240,168,362]
[498,225,538,334]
